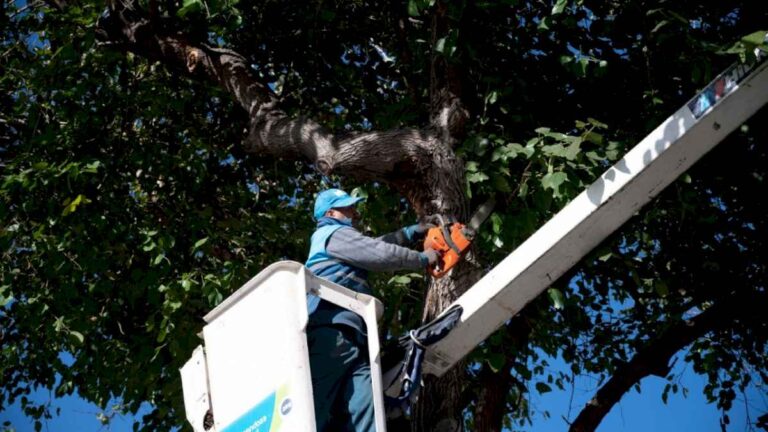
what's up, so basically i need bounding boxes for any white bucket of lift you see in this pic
[180,261,386,432]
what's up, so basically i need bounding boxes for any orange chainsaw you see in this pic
[423,198,495,278]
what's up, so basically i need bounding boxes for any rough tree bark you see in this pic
[409,2,478,432]
[473,315,532,432]
[93,2,480,431]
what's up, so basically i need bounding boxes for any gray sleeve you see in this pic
[326,227,426,272]
[376,228,410,247]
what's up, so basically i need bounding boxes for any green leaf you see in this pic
[552,0,567,15]
[538,16,551,30]
[487,353,506,373]
[434,29,459,58]
[194,237,209,249]
[584,131,604,145]
[178,0,204,17]
[61,194,90,216]
[547,288,565,309]
[435,37,446,53]
[0,284,11,307]
[518,182,529,198]
[485,90,499,105]
[541,172,567,193]
[407,0,420,17]
[577,58,589,76]
[655,280,669,297]
[490,213,502,234]
[542,144,567,158]
[741,30,768,48]
[536,382,552,394]
[588,117,608,129]
[389,275,412,285]
[53,316,66,332]
[564,139,582,160]
[84,161,101,173]
[69,330,84,345]
[651,19,669,34]
[491,174,512,193]
[492,143,526,162]
[467,172,489,183]
[351,187,369,199]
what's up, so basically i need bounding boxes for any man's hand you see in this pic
[423,248,441,266]
[404,222,437,241]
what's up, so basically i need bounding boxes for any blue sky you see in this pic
[2,350,764,432]
[531,352,765,432]
[1,393,140,432]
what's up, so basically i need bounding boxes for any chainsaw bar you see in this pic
[467,197,496,233]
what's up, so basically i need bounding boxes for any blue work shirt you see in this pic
[305,217,428,335]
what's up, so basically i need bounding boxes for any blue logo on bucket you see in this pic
[222,391,275,432]
[280,398,293,416]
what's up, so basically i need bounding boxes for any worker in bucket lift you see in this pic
[305,188,439,432]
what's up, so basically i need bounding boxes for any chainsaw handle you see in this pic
[427,249,462,278]
[426,247,446,278]
[428,260,449,278]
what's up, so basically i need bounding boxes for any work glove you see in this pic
[422,248,441,266]
[404,222,436,242]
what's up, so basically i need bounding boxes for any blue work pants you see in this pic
[308,325,375,432]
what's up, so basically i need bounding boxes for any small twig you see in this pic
[511,160,534,198]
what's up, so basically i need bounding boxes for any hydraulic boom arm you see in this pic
[423,52,768,377]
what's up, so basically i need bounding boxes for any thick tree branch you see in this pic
[429,1,469,142]
[94,5,469,215]
[570,291,768,432]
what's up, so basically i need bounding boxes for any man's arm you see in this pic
[377,223,430,247]
[327,227,428,272]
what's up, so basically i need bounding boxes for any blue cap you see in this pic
[313,189,365,220]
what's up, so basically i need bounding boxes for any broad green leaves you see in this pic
[541,171,568,196]
[461,117,616,204]
[720,30,768,63]
[4,2,768,432]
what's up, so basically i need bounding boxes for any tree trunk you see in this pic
[409,2,478,430]
[89,3,485,431]
[473,315,532,432]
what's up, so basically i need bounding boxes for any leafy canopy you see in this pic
[2,1,767,431]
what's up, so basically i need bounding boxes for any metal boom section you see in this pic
[424,53,768,377]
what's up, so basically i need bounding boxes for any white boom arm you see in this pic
[424,54,768,377]
[181,48,768,432]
